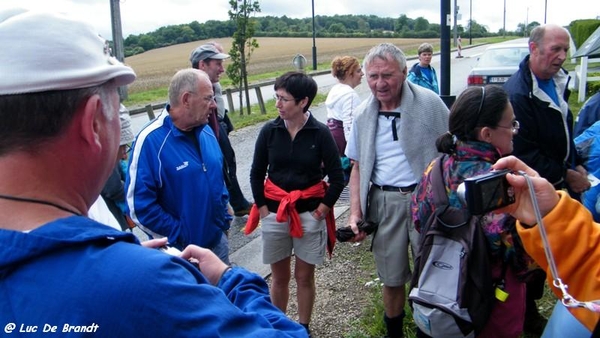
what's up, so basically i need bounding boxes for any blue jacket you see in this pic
[575,120,600,222]
[126,110,232,250]
[0,217,307,337]
[574,92,600,138]
[503,55,581,189]
[407,63,439,94]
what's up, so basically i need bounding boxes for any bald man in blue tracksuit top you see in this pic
[126,69,233,263]
[126,107,232,258]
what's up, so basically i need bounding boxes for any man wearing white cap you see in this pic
[190,42,253,217]
[0,8,308,337]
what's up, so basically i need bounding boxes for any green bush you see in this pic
[587,78,600,96]
[569,19,600,48]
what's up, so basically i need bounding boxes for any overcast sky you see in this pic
[2,0,598,39]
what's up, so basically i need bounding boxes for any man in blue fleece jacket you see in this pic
[0,8,306,337]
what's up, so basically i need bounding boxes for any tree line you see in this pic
[123,14,515,57]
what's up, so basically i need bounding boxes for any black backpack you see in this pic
[409,155,494,337]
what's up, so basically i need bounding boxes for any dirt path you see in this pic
[266,210,380,338]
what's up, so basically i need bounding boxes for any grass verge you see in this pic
[344,241,557,338]
[343,243,558,338]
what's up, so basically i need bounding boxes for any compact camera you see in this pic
[159,245,183,256]
[159,245,201,271]
[457,169,515,215]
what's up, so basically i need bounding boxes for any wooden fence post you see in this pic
[225,88,235,115]
[255,87,266,114]
[145,104,155,120]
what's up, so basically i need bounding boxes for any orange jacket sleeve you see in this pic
[517,191,600,331]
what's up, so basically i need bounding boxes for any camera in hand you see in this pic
[159,245,183,256]
[336,220,378,242]
[159,245,201,271]
[457,169,515,215]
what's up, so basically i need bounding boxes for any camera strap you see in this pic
[522,173,600,313]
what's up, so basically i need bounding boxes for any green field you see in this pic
[125,37,435,93]
[123,36,518,109]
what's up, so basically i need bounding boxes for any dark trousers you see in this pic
[218,123,250,212]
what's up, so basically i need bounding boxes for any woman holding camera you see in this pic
[411,85,534,337]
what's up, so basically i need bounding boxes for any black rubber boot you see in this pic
[383,312,405,338]
[299,323,311,338]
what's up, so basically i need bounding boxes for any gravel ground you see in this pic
[265,209,381,338]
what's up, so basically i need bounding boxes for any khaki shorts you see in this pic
[261,211,327,265]
[367,186,420,287]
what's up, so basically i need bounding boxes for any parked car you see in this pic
[467,40,529,86]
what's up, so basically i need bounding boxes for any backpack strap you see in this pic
[429,154,474,229]
[430,154,449,211]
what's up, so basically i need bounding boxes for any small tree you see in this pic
[227,0,261,115]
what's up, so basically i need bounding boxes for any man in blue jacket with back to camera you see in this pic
[0,8,306,337]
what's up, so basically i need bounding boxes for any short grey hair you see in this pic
[363,43,407,72]
[529,24,569,50]
[0,81,116,156]
[529,25,545,47]
[168,69,208,106]
[418,43,434,55]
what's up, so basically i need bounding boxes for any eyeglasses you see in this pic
[273,94,295,103]
[476,86,486,116]
[495,120,520,134]
[187,92,215,103]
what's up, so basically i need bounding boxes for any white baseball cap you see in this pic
[119,104,135,146]
[0,8,136,95]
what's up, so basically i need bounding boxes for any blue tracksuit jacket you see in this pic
[126,110,232,250]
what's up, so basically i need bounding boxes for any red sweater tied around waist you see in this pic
[245,178,337,257]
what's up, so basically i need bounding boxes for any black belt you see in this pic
[372,183,417,193]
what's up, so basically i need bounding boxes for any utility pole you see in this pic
[240,0,251,115]
[525,7,529,37]
[311,0,317,70]
[469,0,472,45]
[440,0,455,108]
[453,0,458,47]
[110,0,127,101]
[503,0,506,38]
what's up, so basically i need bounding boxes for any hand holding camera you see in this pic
[336,220,378,242]
[154,241,230,285]
[457,169,515,215]
[458,155,562,226]
[491,156,560,225]
[180,245,231,285]
[342,214,369,242]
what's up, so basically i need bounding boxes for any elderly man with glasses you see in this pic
[126,68,234,264]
